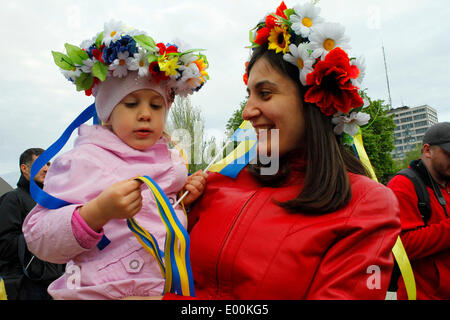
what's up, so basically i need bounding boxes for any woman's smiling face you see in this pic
[243,57,306,157]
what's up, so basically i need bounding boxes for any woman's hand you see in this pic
[79,178,143,232]
[182,170,208,207]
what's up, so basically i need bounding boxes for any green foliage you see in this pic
[95,32,104,48]
[51,51,74,70]
[64,43,89,65]
[393,144,422,172]
[225,100,246,134]
[132,34,157,53]
[358,92,397,185]
[92,61,108,81]
[74,72,93,91]
[167,97,217,174]
[224,100,247,157]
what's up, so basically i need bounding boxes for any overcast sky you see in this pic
[1,0,449,186]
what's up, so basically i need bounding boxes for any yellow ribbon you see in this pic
[135,175,193,296]
[0,277,7,300]
[391,236,416,300]
[353,131,416,300]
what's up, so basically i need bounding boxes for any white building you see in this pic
[388,105,438,160]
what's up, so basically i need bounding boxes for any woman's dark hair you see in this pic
[246,45,369,214]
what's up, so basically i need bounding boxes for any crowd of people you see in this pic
[0,1,449,300]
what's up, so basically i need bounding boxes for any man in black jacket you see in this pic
[0,148,64,300]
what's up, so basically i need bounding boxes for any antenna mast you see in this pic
[382,42,393,109]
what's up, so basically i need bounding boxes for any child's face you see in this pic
[105,89,166,151]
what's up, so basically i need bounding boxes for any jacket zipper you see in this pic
[215,190,258,296]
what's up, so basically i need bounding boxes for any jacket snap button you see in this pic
[169,197,175,205]
[129,259,140,270]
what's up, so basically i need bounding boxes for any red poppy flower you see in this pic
[92,45,106,64]
[304,47,363,116]
[254,27,270,45]
[84,77,101,97]
[265,15,277,29]
[156,43,178,55]
[243,62,249,85]
[265,2,287,29]
[275,1,288,19]
[148,61,169,83]
[267,2,288,26]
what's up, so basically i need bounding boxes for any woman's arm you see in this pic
[306,184,401,299]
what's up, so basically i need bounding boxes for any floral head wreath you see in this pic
[245,1,370,137]
[52,20,209,99]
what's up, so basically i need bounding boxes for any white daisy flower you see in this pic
[332,112,370,136]
[350,55,366,86]
[103,20,126,46]
[179,53,197,66]
[126,28,146,37]
[61,67,82,82]
[309,22,351,60]
[179,62,201,82]
[129,51,149,77]
[283,43,314,86]
[290,2,324,38]
[80,58,95,73]
[80,38,95,51]
[109,51,133,78]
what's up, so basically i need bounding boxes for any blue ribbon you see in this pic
[142,175,195,296]
[30,103,110,250]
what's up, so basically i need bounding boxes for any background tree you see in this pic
[225,100,246,134]
[357,92,397,185]
[167,96,217,174]
[393,144,422,173]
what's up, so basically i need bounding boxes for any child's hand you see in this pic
[182,170,208,207]
[79,178,143,232]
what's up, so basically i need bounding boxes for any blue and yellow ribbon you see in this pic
[208,120,257,179]
[352,130,416,300]
[30,104,110,250]
[128,176,195,297]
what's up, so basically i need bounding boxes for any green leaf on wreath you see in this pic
[133,34,157,52]
[75,72,93,92]
[92,61,108,82]
[64,43,89,65]
[147,54,158,64]
[95,32,104,48]
[51,51,75,71]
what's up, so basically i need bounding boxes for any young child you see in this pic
[22,21,209,300]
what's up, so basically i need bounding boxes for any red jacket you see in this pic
[387,173,450,300]
[186,168,400,299]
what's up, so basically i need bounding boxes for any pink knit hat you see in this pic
[94,71,174,122]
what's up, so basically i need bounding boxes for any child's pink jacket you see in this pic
[23,124,188,299]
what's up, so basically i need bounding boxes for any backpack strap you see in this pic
[396,168,431,225]
[388,168,429,293]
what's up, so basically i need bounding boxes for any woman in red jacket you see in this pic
[176,2,401,300]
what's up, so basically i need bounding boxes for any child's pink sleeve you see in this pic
[71,207,104,249]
